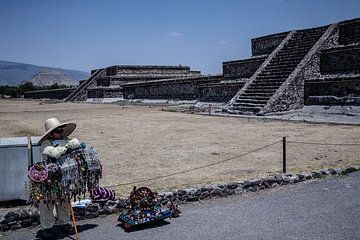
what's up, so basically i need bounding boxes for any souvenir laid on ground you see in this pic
[90,186,116,201]
[72,199,92,209]
[117,186,177,230]
[28,146,102,205]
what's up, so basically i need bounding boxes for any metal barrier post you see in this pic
[283,137,287,173]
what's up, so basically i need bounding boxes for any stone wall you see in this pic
[122,76,223,100]
[251,32,289,56]
[103,88,123,98]
[108,75,204,85]
[105,65,195,76]
[199,82,245,102]
[222,56,267,80]
[305,77,360,99]
[96,78,110,87]
[306,96,360,105]
[24,88,75,99]
[339,18,360,45]
[75,66,202,101]
[320,45,360,75]
[87,87,123,98]
[87,88,104,98]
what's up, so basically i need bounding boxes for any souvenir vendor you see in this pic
[37,117,80,239]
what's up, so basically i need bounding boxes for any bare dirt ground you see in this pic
[1,99,359,196]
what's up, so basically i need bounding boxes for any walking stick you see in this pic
[69,199,80,240]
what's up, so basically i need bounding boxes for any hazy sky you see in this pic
[0,0,359,74]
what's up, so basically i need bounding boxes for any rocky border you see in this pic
[158,166,358,204]
[1,166,358,232]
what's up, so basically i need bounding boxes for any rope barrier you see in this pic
[104,138,360,189]
[287,141,360,146]
[104,140,282,188]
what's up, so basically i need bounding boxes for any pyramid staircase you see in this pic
[64,69,105,102]
[226,26,329,114]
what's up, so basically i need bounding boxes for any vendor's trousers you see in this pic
[38,201,70,230]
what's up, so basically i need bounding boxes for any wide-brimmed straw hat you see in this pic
[38,118,76,144]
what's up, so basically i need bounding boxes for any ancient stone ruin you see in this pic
[225,19,360,115]
[64,65,202,101]
[26,18,360,115]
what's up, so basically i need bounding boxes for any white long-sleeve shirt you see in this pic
[41,138,80,159]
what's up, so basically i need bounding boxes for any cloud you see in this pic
[218,40,228,45]
[163,32,184,37]
[170,32,184,37]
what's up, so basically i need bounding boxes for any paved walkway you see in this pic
[4,172,360,240]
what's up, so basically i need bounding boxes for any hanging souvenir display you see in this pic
[28,146,102,205]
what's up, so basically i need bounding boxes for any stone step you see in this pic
[268,61,300,67]
[288,40,316,45]
[274,56,305,62]
[283,43,314,48]
[273,53,304,58]
[237,96,270,100]
[271,57,302,63]
[252,81,284,86]
[258,69,290,75]
[252,77,287,85]
[282,44,314,50]
[255,78,286,82]
[258,73,290,78]
[258,70,292,78]
[280,46,312,50]
[245,89,277,94]
[265,59,298,69]
[241,92,274,97]
[276,52,310,58]
[265,65,294,70]
[283,46,314,52]
[249,82,280,87]
[255,79,287,83]
[293,33,324,39]
[284,42,316,48]
[272,56,304,62]
[246,86,278,91]
[258,70,290,75]
[252,82,283,86]
[259,68,293,74]
[293,34,324,39]
[261,68,294,73]
[286,49,311,55]
[264,64,296,70]
[287,39,320,45]
[253,83,284,88]
[248,84,280,89]
[235,98,268,104]
[230,106,262,114]
[232,102,265,108]
[288,38,315,42]
[292,34,321,39]
[275,50,310,57]
[256,75,289,80]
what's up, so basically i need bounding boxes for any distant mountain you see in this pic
[0,60,89,86]
[24,69,78,86]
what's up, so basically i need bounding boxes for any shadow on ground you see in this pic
[35,223,98,239]
[117,220,170,233]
